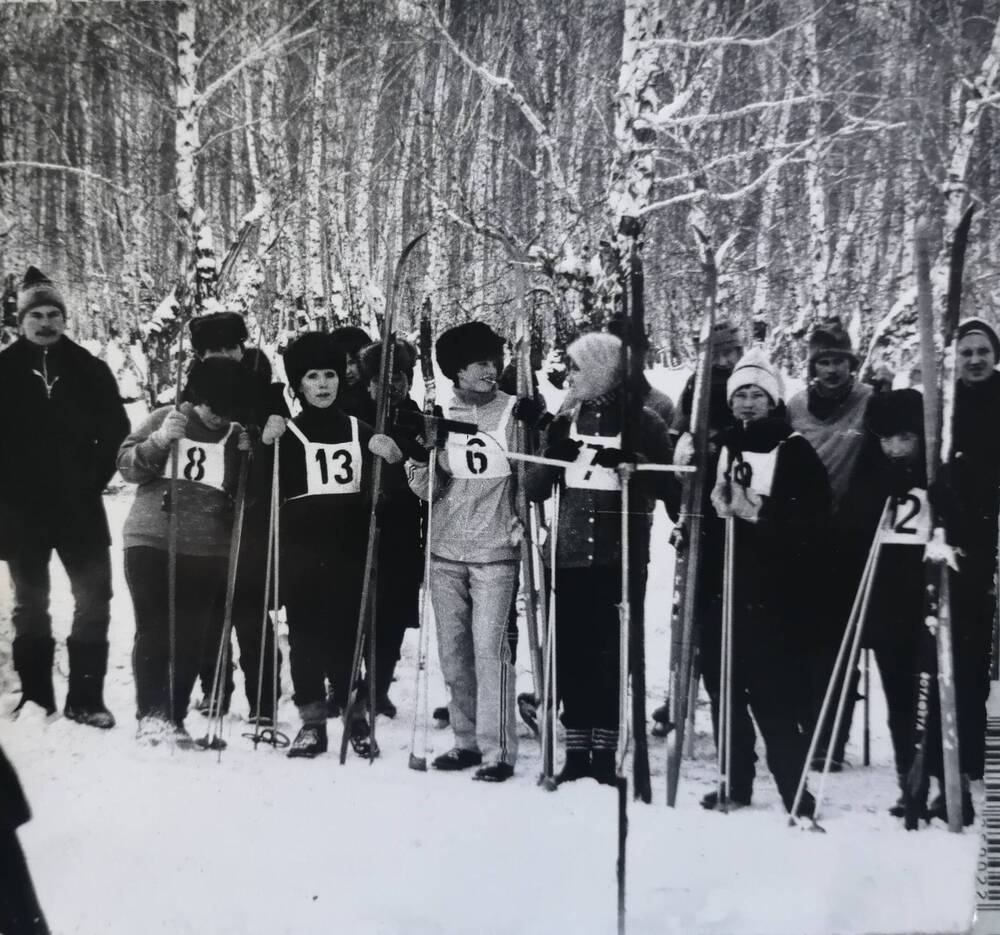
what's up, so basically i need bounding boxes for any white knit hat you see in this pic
[726,347,782,404]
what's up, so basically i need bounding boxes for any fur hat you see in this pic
[866,388,924,439]
[359,337,417,384]
[329,325,373,358]
[565,332,624,401]
[189,312,248,354]
[284,332,346,393]
[435,322,505,382]
[727,347,783,404]
[185,357,252,419]
[957,317,1000,360]
[712,320,743,354]
[17,266,67,321]
[807,317,857,366]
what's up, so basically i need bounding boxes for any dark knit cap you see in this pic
[329,326,373,358]
[866,388,924,439]
[957,318,1000,360]
[189,312,248,354]
[436,322,505,382]
[17,266,67,321]
[359,337,417,384]
[712,320,743,353]
[284,332,346,392]
[808,317,857,366]
[185,357,253,419]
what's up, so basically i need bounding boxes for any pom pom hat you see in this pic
[17,266,67,321]
[727,347,783,405]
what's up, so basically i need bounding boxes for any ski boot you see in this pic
[288,723,328,758]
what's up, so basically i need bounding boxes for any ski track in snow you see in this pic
[0,375,980,935]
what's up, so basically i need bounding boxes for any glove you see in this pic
[369,433,403,464]
[431,405,450,446]
[237,427,252,452]
[513,396,543,424]
[261,415,287,446]
[508,515,525,546]
[592,447,626,469]
[545,437,583,463]
[399,432,431,464]
[673,432,695,467]
[711,479,763,523]
[150,409,188,448]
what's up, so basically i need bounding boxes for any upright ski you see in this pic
[666,227,717,806]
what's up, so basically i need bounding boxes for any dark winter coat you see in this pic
[269,405,375,572]
[525,392,674,570]
[714,418,832,642]
[0,744,30,831]
[0,336,129,557]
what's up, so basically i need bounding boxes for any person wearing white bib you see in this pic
[265,333,403,759]
[406,321,520,782]
[525,332,674,785]
[118,357,254,743]
[703,348,831,816]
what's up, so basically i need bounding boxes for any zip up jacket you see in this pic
[406,388,519,565]
[0,335,129,556]
[118,402,245,557]
[524,393,674,570]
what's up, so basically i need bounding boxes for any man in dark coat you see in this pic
[0,267,129,728]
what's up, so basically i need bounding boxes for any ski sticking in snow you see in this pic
[666,225,718,806]
[339,230,427,766]
[904,206,974,830]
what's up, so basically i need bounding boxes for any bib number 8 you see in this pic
[183,446,207,481]
[315,448,354,486]
[466,437,488,475]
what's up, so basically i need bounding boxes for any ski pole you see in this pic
[683,650,699,759]
[862,649,871,768]
[203,449,251,753]
[503,450,694,473]
[409,446,437,772]
[539,486,559,791]
[718,516,735,813]
[789,499,889,824]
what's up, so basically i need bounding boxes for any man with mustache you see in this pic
[0,266,129,728]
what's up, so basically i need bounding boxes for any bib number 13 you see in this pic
[315,448,354,485]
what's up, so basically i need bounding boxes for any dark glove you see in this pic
[513,396,544,425]
[592,447,626,469]
[431,405,450,447]
[398,432,430,464]
[546,437,583,462]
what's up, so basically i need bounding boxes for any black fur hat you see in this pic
[329,325,373,358]
[284,332,346,393]
[185,357,252,419]
[189,312,248,354]
[359,338,418,384]
[866,388,924,439]
[435,322,505,382]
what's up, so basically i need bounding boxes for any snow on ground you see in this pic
[0,480,981,935]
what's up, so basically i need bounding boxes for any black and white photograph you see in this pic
[1,1,999,932]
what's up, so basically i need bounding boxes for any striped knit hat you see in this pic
[17,266,67,321]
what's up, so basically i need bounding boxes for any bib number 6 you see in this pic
[466,437,488,475]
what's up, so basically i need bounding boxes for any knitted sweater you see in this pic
[118,402,245,557]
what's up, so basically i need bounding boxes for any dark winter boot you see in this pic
[651,700,675,738]
[11,636,57,716]
[927,776,976,827]
[64,639,116,729]
[287,723,328,759]
[700,789,752,811]
[555,729,592,785]
[591,728,619,786]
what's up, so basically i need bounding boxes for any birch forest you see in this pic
[3,0,1000,392]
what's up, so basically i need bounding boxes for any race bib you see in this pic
[715,447,779,499]
[446,398,514,480]
[883,488,931,545]
[165,426,232,492]
[288,419,362,495]
[565,430,621,492]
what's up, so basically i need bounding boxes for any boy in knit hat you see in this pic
[787,317,883,770]
[0,266,130,729]
[525,332,674,784]
[405,321,521,781]
[117,357,256,745]
[702,348,830,815]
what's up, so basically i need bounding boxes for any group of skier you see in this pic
[3,264,998,822]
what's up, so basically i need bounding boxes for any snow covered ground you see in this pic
[0,375,983,935]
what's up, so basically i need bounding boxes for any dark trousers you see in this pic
[872,640,918,781]
[699,606,809,810]
[8,543,112,643]
[198,519,282,717]
[373,564,418,700]
[555,566,644,732]
[0,831,50,935]
[125,546,227,724]
[283,554,363,721]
